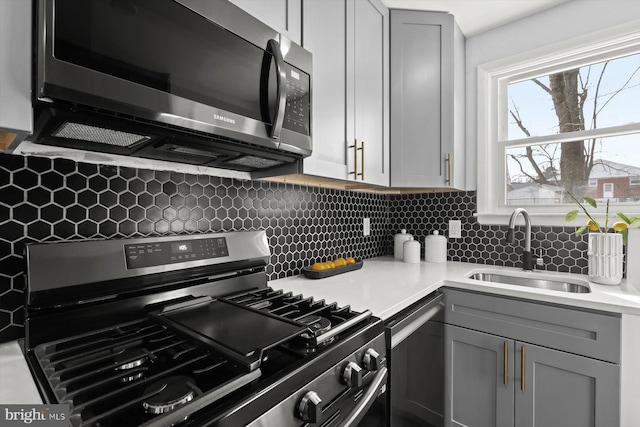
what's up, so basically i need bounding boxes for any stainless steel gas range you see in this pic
[22,231,387,426]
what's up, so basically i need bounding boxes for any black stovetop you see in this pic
[29,286,375,427]
[23,231,379,427]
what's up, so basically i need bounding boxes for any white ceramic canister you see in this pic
[403,237,421,263]
[394,229,413,260]
[424,230,447,263]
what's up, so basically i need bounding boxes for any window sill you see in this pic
[476,212,585,228]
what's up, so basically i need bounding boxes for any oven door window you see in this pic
[52,0,277,123]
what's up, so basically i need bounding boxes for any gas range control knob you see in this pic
[342,361,363,388]
[298,391,322,423]
[362,348,386,371]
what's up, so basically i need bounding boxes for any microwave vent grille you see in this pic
[226,156,284,169]
[52,122,151,147]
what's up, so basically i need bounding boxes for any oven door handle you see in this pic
[337,367,388,427]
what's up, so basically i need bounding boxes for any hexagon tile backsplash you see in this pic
[0,153,592,342]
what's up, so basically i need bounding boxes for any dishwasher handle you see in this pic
[388,292,444,348]
[337,367,388,427]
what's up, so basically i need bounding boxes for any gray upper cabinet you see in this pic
[390,11,465,188]
[443,290,621,427]
[347,0,389,186]
[302,0,389,186]
[228,0,302,44]
[0,0,32,138]
[300,0,349,180]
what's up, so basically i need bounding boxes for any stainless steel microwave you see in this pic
[31,0,312,172]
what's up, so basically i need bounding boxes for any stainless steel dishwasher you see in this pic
[385,290,445,427]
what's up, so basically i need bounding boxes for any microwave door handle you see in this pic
[266,39,287,140]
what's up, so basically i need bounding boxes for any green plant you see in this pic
[565,192,640,244]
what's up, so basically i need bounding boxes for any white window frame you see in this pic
[631,176,640,186]
[588,178,598,188]
[477,23,640,226]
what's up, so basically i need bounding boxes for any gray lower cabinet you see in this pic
[445,325,514,427]
[443,289,621,427]
[515,341,620,427]
[445,324,620,427]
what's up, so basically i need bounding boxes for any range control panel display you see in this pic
[124,237,228,269]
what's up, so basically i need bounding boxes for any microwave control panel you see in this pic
[124,237,228,269]
[284,64,310,136]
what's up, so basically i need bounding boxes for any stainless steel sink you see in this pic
[468,272,591,293]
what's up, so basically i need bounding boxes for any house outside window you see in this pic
[477,25,640,226]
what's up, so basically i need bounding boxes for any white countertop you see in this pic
[270,256,640,320]
[0,340,43,404]
[2,257,640,405]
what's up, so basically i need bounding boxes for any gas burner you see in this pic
[119,371,144,383]
[282,315,335,356]
[142,376,200,415]
[299,315,332,340]
[115,348,150,370]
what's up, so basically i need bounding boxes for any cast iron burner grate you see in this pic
[32,320,258,427]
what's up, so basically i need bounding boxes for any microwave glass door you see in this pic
[52,0,279,124]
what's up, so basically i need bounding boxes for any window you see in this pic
[477,26,640,225]
[631,176,640,185]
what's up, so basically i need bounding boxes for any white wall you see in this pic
[465,0,640,190]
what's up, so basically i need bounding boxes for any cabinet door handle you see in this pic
[349,139,358,179]
[520,345,525,391]
[503,341,508,385]
[349,140,364,180]
[359,140,365,181]
[445,153,452,186]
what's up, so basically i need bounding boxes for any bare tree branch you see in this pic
[509,108,531,137]
[525,147,551,184]
[532,78,551,95]
[595,64,640,116]
[590,62,608,131]
[509,154,542,183]
[509,104,551,184]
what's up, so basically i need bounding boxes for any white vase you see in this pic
[588,233,623,285]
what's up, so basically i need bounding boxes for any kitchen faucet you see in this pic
[506,208,534,271]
